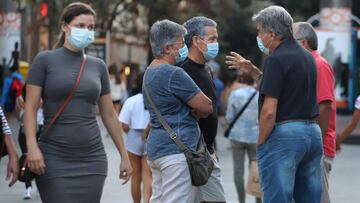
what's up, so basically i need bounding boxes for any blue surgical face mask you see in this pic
[69,27,95,49]
[176,44,188,63]
[204,42,219,61]
[256,36,269,55]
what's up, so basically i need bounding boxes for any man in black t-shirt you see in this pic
[178,16,226,203]
[225,6,322,203]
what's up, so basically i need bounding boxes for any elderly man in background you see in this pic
[226,6,323,203]
[294,22,336,203]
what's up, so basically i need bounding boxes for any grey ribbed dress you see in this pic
[26,47,110,203]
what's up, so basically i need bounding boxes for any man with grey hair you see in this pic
[178,16,226,203]
[294,22,336,203]
[144,19,213,203]
[226,6,323,203]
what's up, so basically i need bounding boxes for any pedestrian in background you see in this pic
[225,73,260,203]
[1,64,23,113]
[143,19,212,203]
[179,16,226,203]
[221,70,242,115]
[294,22,336,203]
[8,42,20,72]
[0,106,18,187]
[108,64,124,114]
[119,72,152,203]
[226,5,323,203]
[0,58,6,93]
[336,95,360,149]
[24,2,132,202]
[207,60,225,115]
[16,85,44,199]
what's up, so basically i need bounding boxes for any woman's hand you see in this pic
[16,95,25,110]
[119,156,133,185]
[6,152,19,187]
[142,131,149,141]
[27,145,46,175]
[142,123,151,141]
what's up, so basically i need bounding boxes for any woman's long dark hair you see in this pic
[135,72,145,94]
[108,64,121,84]
[54,2,96,49]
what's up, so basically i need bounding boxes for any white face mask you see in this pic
[68,27,95,49]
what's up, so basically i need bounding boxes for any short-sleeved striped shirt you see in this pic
[0,107,12,135]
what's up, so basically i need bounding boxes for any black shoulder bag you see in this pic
[143,85,214,186]
[224,90,257,138]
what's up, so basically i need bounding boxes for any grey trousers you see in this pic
[231,141,261,203]
[321,156,333,203]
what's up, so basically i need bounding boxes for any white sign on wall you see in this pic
[316,30,350,64]
[316,29,351,100]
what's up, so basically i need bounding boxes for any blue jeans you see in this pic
[257,121,323,203]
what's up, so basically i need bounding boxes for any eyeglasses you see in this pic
[172,41,185,46]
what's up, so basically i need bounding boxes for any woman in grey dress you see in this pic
[23,3,132,202]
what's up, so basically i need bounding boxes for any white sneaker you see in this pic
[24,187,32,200]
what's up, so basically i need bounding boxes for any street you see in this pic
[0,115,359,203]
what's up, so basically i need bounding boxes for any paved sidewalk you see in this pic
[1,115,359,202]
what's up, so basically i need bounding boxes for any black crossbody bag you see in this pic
[224,90,257,138]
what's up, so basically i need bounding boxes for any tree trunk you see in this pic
[29,4,41,61]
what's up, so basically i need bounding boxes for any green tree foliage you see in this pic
[216,0,272,74]
[271,0,320,21]
[18,0,359,66]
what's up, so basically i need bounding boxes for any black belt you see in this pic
[276,118,316,125]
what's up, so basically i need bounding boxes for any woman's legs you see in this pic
[141,156,152,203]
[25,181,32,189]
[18,126,32,198]
[128,151,142,203]
[24,181,32,199]
[231,141,246,203]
